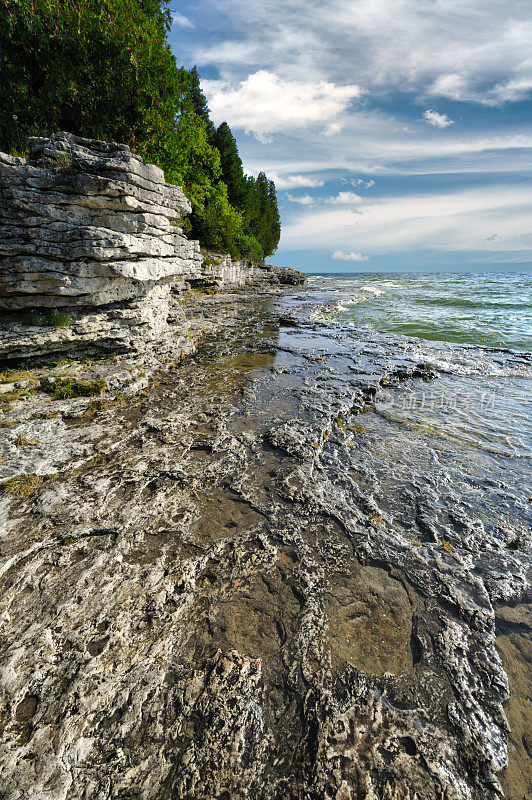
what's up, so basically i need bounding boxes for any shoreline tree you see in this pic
[0,0,280,260]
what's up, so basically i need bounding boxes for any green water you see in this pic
[307,272,532,351]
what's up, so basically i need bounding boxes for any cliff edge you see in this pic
[0,131,304,363]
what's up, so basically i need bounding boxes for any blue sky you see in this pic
[168,0,532,273]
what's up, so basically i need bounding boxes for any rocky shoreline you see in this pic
[0,134,529,800]
[0,131,304,366]
[0,286,530,799]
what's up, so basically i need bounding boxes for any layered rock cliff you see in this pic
[0,132,201,308]
[0,132,304,363]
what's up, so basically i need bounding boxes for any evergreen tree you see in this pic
[0,3,280,263]
[266,179,281,255]
[213,122,247,208]
[187,66,215,141]
[247,172,268,254]
[188,66,209,120]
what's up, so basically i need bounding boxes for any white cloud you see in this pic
[285,190,367,208]
[333,250,370,262]
[324,121,345,137]
[348,178,375,188]
[188,1,532,107]
[423,109,455,128]
[325,191,363,205]
[486,76,532,106]
[202,70,363,140]
[430,73,532,106]
[241,107,532,187]
[265,173,325,190]
[282,185,532,255]
[286,193,316,205]
[171,11,194,28]
[431,73,469,101]
[193,40,257,65]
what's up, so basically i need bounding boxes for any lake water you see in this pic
[306,271,532,351]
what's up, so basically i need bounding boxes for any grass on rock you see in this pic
[26,308,73,328]
[39,377,107,400]
[0,474,45,497]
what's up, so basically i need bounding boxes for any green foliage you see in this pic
[212,123,281,258]
[0,0,184,152]
[187,66,215,141]
[213,122,247,208]
[26,308,73,327]
[0,0,281,261]
[235,233,264,263]
[191,185,244,256]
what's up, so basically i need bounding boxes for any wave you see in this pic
[413,297,529,310]
[299,272,532,352]
[357,285,384,296]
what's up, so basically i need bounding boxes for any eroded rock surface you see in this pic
[0,292,530,800]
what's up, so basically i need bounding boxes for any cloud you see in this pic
[430,73,469,101]
[241,106,532,191]
[202,70,363,140]
[187,1,532,108]
[348,178,375,189]
[286,193,316,205]
[431,71,532,107]
[484,233,502,241]
[282,185,532,255]
[423,109,455,128]
[285,191,365,207]
[325,191,363,205]
[192,40,257,65]
[324,121,345,137]
[248,121,532,191]
[485,76,532,106]
[171,11,194,28]
[266,173,325,190]
[333,250,370,262]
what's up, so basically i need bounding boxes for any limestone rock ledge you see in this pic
[0,131,305,362]
[0,131,201,308]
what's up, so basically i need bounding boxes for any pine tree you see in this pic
[267,179,281,255]
[251,172,270,254]
[187,66,215,141]
[213,122,247,208]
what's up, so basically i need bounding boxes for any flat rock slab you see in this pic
[0,291,529,800]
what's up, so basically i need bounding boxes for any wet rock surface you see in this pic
[0,290,530,800]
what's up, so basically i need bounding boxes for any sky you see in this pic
[168,0,532,273]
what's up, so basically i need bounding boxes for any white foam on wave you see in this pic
[358,284,385,296]
[407,343,532,379]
